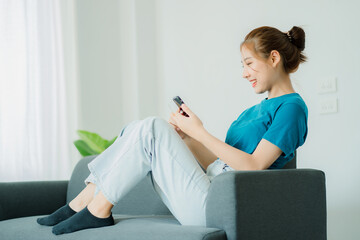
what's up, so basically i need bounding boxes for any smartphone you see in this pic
[172,96,189,117]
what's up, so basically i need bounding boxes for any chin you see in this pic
[254,88,265,94]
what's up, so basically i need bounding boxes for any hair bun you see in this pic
[288,26,305,51]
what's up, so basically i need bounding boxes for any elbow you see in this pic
[248,155,270,171]
[233,163,264,171]
[234,166,263,171]
[246,165,265,171]
[251,161,268,171]
[235,156,267,171]
[251,166,268,171]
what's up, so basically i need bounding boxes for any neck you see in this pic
[267,73,295,99]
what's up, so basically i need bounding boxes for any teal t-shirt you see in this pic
[225,93,308,169]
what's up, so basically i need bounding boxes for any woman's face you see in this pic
[240,45,277,94]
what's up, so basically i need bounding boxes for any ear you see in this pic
[269,50,281,67]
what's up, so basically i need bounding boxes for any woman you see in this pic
[37,26,308,235]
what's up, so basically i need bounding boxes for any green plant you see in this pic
[74,130,117,157]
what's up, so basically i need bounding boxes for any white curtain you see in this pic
[0,0,71,181]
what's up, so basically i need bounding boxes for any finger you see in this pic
[179,132,186,139]
[173,111,181,118]
[172,112,183,124]
[169,115,176,124]
[171,112,178,119]
[180,104,192,116]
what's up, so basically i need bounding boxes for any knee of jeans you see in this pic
[143,116,158,123]
[154,117,170,129]
[143,116,169,135]
[143,116,170,132]
[143,116,166,124]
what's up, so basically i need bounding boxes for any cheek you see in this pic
[254,64,270,80]
[249,61,265,73]
[262,66,275,82]
[247,65,257,74]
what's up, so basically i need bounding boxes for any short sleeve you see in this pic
[262,103,308,158]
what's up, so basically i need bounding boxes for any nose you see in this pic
[242,67,249,79]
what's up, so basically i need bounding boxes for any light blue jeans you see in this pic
[85,116,233,226]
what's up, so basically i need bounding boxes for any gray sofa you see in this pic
[0,155,327,240]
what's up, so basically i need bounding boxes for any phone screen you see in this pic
[172,96,189,117]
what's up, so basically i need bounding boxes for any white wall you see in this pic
[75,0,123,140]
[75,0,159,138]
[73,0,360,239]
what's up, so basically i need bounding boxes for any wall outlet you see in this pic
[319,97,338,114]
[318,77,337,94]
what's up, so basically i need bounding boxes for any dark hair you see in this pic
[241,26,307,73]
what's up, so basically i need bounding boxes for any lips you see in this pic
[249,79,257,88]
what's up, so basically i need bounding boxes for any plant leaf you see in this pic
[77,130,107,153]
[105,136,118,148]
[74,140,98,157]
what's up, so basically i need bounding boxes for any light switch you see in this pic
[319,97,338,114]
[318,77,337,94]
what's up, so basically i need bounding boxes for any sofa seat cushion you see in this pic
[0,215,226,240]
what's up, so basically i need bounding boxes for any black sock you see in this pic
[37,204,77,226]
[52,207,114,235]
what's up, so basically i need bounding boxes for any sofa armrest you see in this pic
[0,181,68,221]
[206,169,327,240]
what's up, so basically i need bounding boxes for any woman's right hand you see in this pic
[168,114,189,140]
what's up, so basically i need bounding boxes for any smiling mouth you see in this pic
[250,80,257,88]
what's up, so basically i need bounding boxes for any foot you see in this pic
[37,204,76,226]
[68,183,97,212]
[52,207,114,235]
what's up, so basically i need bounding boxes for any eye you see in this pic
[246,62,252,66]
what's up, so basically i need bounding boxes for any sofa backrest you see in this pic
[66,155,171,215]
[282,151,297,169]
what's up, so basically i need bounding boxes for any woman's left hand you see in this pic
[171,104,205,141]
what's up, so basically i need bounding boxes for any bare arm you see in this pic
[183,136,218,170]
[173,104,283,171]
[195,128,282,170]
